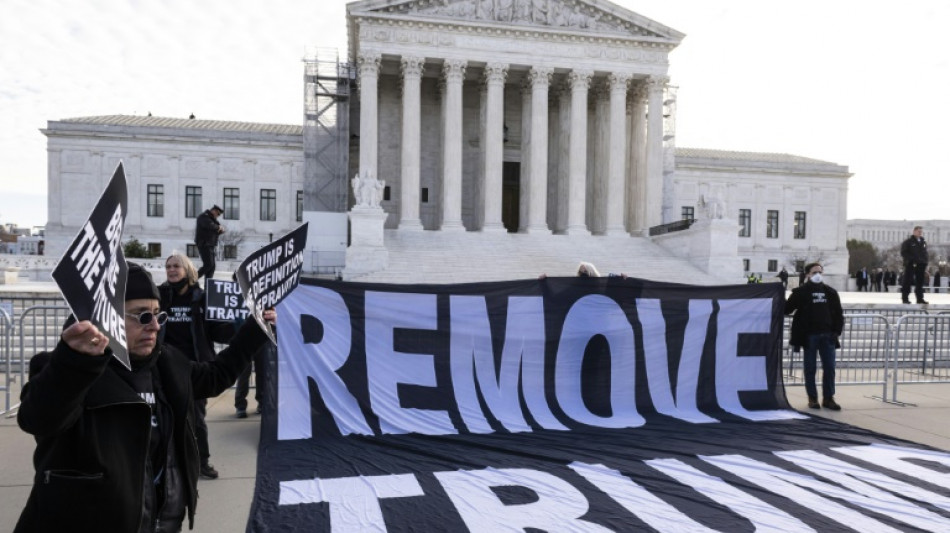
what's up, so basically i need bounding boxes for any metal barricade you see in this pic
[890,314,950,403]
[7,306,72,415]
[1,306,13,415]
[783,313,892,400]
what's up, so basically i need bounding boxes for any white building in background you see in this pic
[42,116,305,261]
[674,149,851,278]
[37,0,855,288]
[847,219,950,254]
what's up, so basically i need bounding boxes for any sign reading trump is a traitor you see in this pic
[248,277,950,532]
[52,162,129,368]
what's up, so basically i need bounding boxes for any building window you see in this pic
[681,206,694,222]
[766,210,779,238]
[147,185,164,217]
[296,190,303,222]
[795,260,805,273]
[794,211,807,239]
[421,187,429,203]
[223,188,240,220]
[743,259,750,272]
[223,245,238,259]
[147,242,162,258]
[738,209,751,237]
[383,186,391,202]
[186,244,198,258]
[185,186,202,218]
[768,259,778,272]
[260,189,277,221]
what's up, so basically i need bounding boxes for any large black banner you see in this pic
[249,277,950,531]
[51,162,129,368]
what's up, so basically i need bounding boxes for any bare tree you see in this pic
[217,229,246,260]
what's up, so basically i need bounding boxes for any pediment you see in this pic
[348,0,684,42]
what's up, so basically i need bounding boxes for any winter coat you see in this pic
[14,319,267,532]
[900,235,928,266]
[159,282,235,362]
[194,210,221,248]
[784,281,844,352]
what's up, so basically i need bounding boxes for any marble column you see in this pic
[481,62,508,232]
[565,69,592,236]
[525,66,553,234]
[644,76,667,229]
[399,56,425,230]
[605,72,631,235]
[626,82,648,234]
[590,80,609,234]
[440,59,467,231]
[555,81,571,233]
[357,52,381,191]
[519,80,532,232]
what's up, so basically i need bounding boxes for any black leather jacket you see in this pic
[15,320,267,532]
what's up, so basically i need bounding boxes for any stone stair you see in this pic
[347,230,732,285]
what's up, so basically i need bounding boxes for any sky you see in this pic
[2,0,949,229]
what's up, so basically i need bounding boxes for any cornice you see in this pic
[352,13,678,52]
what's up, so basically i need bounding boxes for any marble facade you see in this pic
[347,0,683,235]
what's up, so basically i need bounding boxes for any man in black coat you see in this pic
[194,205,224,280]
[15,263,274,532]
[900,225,929,304]
[785,262,844,411]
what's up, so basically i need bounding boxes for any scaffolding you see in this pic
[302,48,354,275]
[303,48,353,213]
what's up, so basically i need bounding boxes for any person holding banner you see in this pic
[15,263,276,533]
[160,252,236,480]
[195,204,225,280]
[785,261,844,411]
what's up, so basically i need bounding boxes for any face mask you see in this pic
[810,273,823,284]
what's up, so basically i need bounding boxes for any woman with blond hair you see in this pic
[159,251,235,479]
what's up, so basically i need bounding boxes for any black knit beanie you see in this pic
[126,262,160,301]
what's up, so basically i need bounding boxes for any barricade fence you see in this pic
[3,302,950,413]
[1,306,13,416]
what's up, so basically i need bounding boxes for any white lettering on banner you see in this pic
[449,296,556,433]
[278,287,372,440]
[211,279,243,295]
[642,459,812,532]
[775,449,950,516]
[834,443,950,492]
[366,291,456,435]
[435,468,612,532]
[276,445,950,531]
[639,299,718,424]
[568,462,718,532]
[715,299,805,422]
[279,474,424,532]
[69,205,126,344]
[277,285,799,440]
[700,453,929,532]
[555,295,641,428]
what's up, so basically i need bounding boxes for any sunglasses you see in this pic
[125,311,168,326]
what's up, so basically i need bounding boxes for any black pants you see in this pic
[235,348,266,411]
[197,245,216,279]
[902,263,927,302]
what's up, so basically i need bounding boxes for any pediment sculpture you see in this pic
[379,0,666,38]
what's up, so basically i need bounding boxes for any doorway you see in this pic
[502,162,520,233]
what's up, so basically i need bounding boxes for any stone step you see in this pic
[350,230,729,285]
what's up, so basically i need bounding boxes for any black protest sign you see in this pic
[52,162,130,368]
[204,279,251,322]
[235,223,307,344]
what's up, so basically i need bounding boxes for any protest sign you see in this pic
[235,223,307,343]
[51,162,129,368]
[204,279,251,322]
